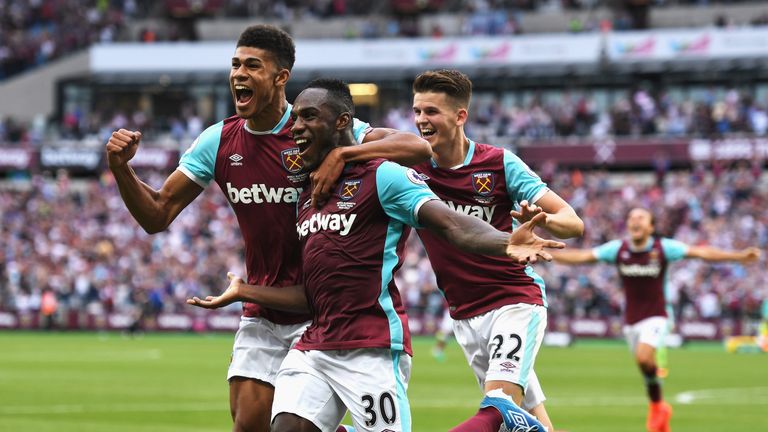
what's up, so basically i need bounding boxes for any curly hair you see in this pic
[236,25,295,71]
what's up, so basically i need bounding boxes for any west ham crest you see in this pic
[338,179,362,201]
[472,171,495,196]
[281,148,304,173]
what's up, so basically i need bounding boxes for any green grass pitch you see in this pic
[1,331,766,431]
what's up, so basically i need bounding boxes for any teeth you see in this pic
[295,138,308,145]
[235,85,249,90]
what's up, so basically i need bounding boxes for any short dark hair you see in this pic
[237,25,295,71]
[412,69,472,108]
[304,78,355,116]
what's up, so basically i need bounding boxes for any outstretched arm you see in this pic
[418,202,565,263]
[311,128,431,206]
[107,129,203,234]
[550,249,600,264]
[511,191,584,239]
[685,246,761,263]
[186,273,309,313]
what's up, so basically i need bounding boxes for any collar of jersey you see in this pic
[243,102,292,135]
[628,237,654,252]
[430,138,475,169]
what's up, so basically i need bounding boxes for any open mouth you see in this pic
[294,137,311,152]
[234,84,254,106]
[420,127,436,138]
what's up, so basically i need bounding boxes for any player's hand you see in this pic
[186,272,243,309]
[506,212,565,264]
[740,247,761,263]
[510,200,545,224]
[106,129,142,169]
[311,147,345,208]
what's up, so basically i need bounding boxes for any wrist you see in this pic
[335,146,351,163]
[109,161,131,174]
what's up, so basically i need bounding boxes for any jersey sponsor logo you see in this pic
[472,171,495,196]
[618,263,661,277]
[444,200,496,223]
[338,179,362,200]
[406,168,427,185]
[281,148,304,173]
[296,212,357,238]
[229,153,243,166]
[225,182,302,204]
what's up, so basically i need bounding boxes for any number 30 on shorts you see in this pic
[491,333,522,361]
[361,392,397,427]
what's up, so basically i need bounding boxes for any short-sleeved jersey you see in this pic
[178,105,370,323]
[412,140,550,320]
[593,237,688,325]
[294,159,438,355]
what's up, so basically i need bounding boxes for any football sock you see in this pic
[642,365,662,402]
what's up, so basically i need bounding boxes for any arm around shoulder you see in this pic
[348,127,432,166]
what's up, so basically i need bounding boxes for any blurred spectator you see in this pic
[1,165,765,325]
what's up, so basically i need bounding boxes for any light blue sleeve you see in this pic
[177,121,224,188]
[661,238,689,262]
[593,239,623,263]
[503,149,549,204]
[352,118,372,144]
[376,161,438,228]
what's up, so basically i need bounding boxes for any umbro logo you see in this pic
[229,154,243,166]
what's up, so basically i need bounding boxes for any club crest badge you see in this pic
[472,171,495,196]
[339,179,362,201]
[281,148,304,173]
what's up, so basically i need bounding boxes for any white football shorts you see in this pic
[272,348,412,432]
[453,303,547,409]
[623,315,669,352]
[227,316,310,385]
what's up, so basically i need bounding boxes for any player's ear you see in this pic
[336,112,352,131]
[274,68,290,87]
[455,108,468,126]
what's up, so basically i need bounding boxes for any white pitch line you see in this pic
[674,387,768,405]
[5,389,767,416]
[0,402,225,415]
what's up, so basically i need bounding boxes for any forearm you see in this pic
[111,164,169,233]
[543,208,584,239]
[236,284,310,313]
[437,213,510,257]
[692,247,745,262]
[551,249,597,264]
[342,132,431,166]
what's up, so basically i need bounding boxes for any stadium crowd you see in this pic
[1,164,765,327]
[5,0,768,81]
[3,85,768,148]
[381,86,768,145]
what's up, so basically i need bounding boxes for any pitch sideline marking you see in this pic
[4,388,768,416]
[674,386,768,405]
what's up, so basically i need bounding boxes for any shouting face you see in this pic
[229,46,286,120]
[626,208,654,242]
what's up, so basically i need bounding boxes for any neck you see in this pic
[432,131,469,168]
[630,235,650,249]
[246,94,287,131]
